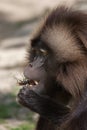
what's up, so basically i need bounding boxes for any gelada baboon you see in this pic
[17,6,87,130]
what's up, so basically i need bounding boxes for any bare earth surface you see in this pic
[0,0,87,130]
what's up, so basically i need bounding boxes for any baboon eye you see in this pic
[31,47,48,57]
[39,48,48,55]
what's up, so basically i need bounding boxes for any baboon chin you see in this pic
[17,6,87,130]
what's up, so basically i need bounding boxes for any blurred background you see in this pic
[0,0,87,130]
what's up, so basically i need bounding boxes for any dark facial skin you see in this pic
[17,40,70,126]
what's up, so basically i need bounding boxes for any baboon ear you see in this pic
[77,14,87,48]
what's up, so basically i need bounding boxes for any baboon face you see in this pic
[23,39,58,95]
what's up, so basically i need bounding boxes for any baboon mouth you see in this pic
[28,80,39,86]
[18,78,39,87]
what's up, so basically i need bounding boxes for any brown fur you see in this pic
[41,25,84,62]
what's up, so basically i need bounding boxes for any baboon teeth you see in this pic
[29,80,39,86]
[30,84,33,87]
[34,81,39,85]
